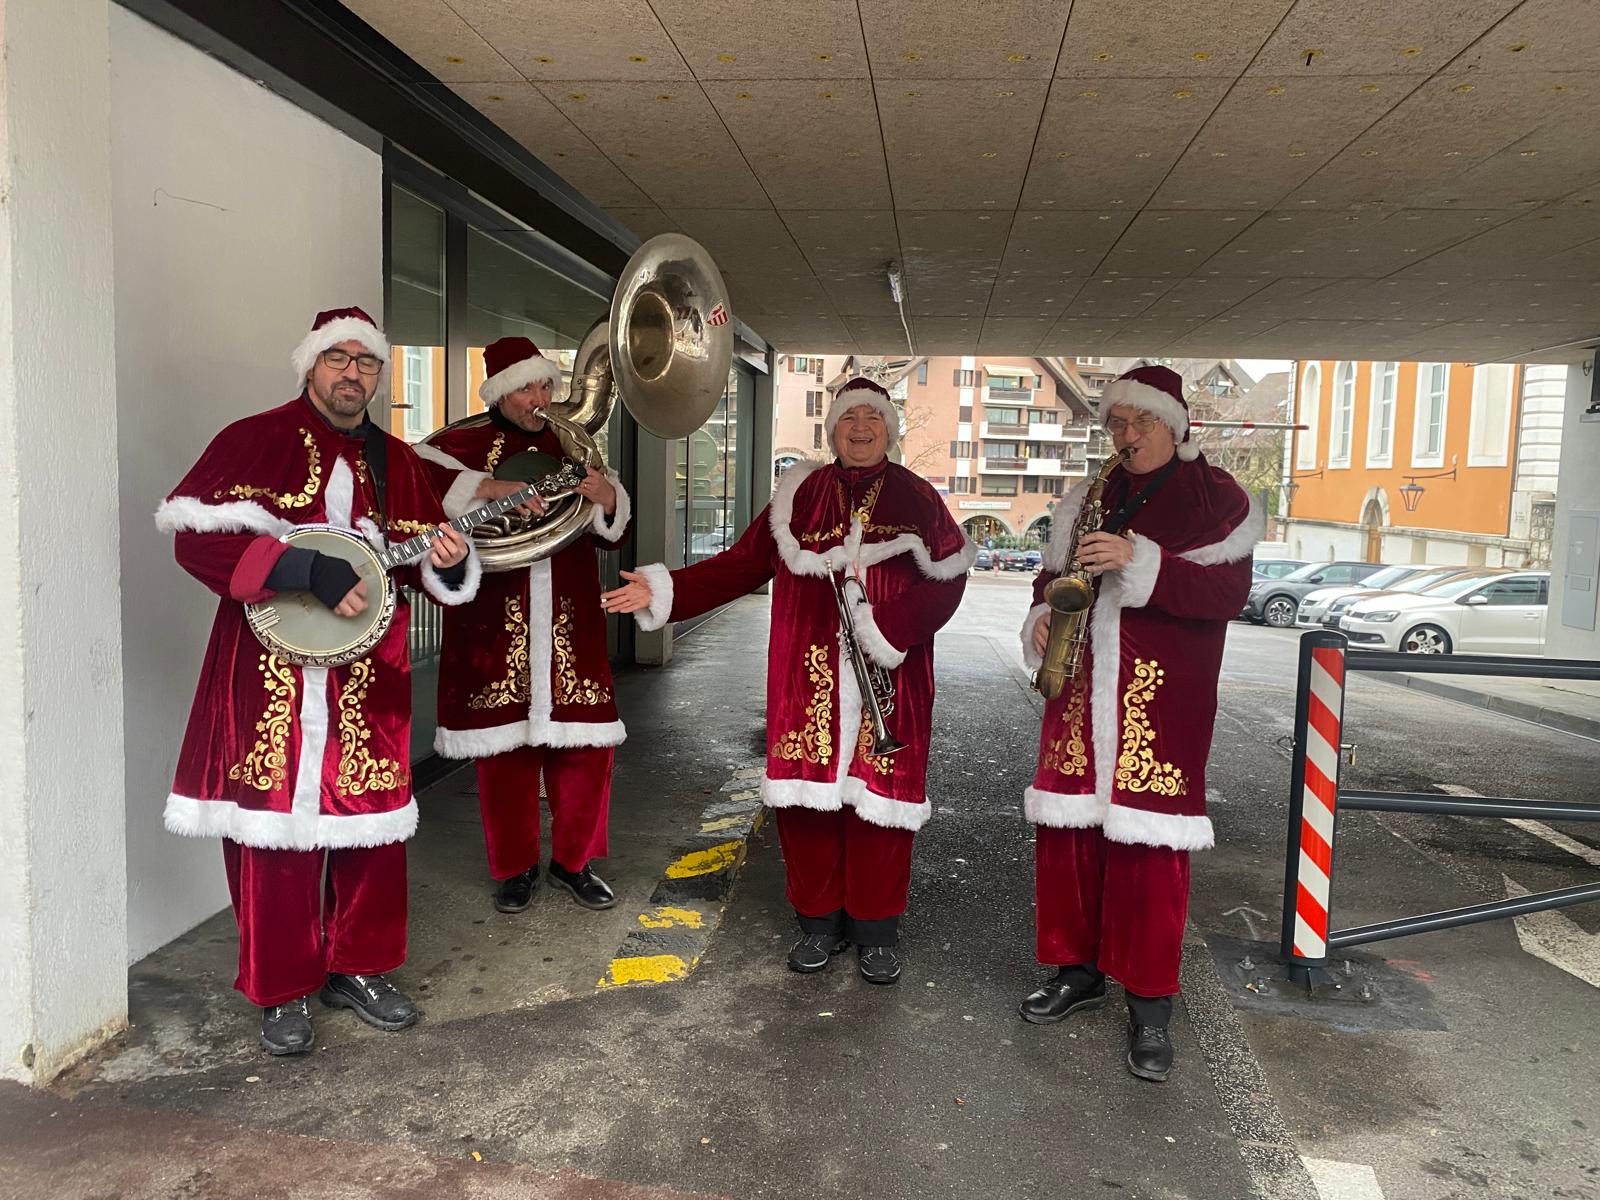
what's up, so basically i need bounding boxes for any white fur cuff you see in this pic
[155,496,294,538]
[633,562,675,633]
[1020,602,1050,670]
[421,542,482,606]
[848,592,906,669]
[1103,804,1215,852]
[1024,786,1107,829]
[443,469,492,521]
[847,781,930,831]
[1117,534,1161,609]
[590,471,630,543]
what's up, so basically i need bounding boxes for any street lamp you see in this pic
[1282,470,1323,507]
[1398,466,1457,513]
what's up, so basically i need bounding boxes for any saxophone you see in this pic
[1033,448,1130,700]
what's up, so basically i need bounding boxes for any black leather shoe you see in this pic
[858,945,903,985]
[787,932,847,973]
[493,867,538,913]
[548,861,617,910]
[319,973,419,1032]
[1019,969,1107,1024]
[260,996,314,1055]
[1127,1020,1174,1082]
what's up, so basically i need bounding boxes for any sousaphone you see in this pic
[421,232,734,572]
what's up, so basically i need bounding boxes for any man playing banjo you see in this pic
[416,337,630,914]
[156,306,478,1055]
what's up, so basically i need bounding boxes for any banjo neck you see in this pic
[373,461,588,573]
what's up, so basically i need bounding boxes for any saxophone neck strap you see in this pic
[1101,456,1179,536]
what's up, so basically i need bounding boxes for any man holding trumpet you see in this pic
[601,377,972,984]
[1019,365,1260,1082]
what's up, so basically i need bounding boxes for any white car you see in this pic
[1305,566,1501,630]
[1294,564,1431,628]
[1339,571,1550,655]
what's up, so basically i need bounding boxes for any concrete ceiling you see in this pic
[346,0,1600,362]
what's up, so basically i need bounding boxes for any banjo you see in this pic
[244,457,588,670]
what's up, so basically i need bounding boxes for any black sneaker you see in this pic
[1019,968,1107,1024]
[858,945,903,985]
[787,932,847,973]
[1127,1020,1174,1082]
[260,996,314,1056]
[318,973,419,1032]
[493,867,538,913]
[547,861,617,910]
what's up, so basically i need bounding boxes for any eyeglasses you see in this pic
[1105,415,1160,435]
[320,349,384,376]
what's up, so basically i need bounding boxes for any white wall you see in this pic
[111,8,383,960]
[0,0,125,1084]
[1546,363,1600,662]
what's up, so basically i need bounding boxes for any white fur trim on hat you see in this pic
[823,382,900,453]
[479,354,563,407]
[291,317,390,387]
[1101,377,1188,442]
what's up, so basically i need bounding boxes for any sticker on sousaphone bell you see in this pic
[708,303,729,327]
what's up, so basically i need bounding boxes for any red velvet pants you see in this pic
[222,839,408,1008]
[775,806,915,942]
[475,744,612,879]
[1035,825,1190,998]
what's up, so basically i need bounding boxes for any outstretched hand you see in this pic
[600,569,653,614]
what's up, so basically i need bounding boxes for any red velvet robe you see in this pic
[1020,453,1261,850]
[415,419,631,756]
[155,394,482,850]
[635,459,973,830]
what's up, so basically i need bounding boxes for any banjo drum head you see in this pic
[246,527,394,668]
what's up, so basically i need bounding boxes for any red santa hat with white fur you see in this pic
[1100,364,1199,462]
[823,376,901,452]
[292,306,391,388]
[479,336,564,407]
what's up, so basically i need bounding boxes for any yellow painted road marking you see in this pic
[638,906,706,929]
[597,953,693,988]
[726,789,761,802]
[699,815,746,834]
[666,841,740,878]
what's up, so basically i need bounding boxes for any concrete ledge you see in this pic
[1370,671,1600,740]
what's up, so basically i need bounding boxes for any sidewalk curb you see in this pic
[596,768,766,990]
[1368,671,1600,740]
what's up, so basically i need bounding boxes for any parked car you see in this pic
[1241,561,1388,627]
[1315,567,1505,630]
[1023,549,1043,571]
[972,548,994,571]
[1340,571,1550,655]
[1294,564,1430,628]
[998,550,1031,571]
[1253,558,1308,581]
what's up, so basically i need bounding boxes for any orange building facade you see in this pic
[1285,359,1555,567]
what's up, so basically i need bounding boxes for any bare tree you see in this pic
[899,403,944,476]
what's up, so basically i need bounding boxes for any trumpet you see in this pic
[1034,449,1130,700]
[830,572,907,758]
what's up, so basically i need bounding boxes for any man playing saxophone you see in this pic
[601,377,972,984]
[1018,365,1261,1082]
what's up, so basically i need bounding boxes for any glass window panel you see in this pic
[386,189,446,443]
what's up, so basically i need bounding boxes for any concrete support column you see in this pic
[0,0,127,1083]
[632,429,682,665]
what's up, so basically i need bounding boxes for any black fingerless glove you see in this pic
[307,554,362,610]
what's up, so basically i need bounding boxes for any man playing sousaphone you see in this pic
[156,306,477,1055]
[416,337,631,914]
[601,377,972,984]
[1018,365,1260,1082]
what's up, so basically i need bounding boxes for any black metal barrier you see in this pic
[1279,629,1600,984]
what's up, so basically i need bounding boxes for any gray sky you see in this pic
[1235,358,1292,385]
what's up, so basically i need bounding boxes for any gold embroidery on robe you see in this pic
[1115,659,1187,796]
[469,597,530,709]
[1042,681,1089,778]
[228,654,296,791]
[485,433,506,474]
[216,429,323,508]
[553,597,612,706]
[856,711,895,776]
[336,658,409,795]
[387,518,439,538]
[773,644,835,765]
